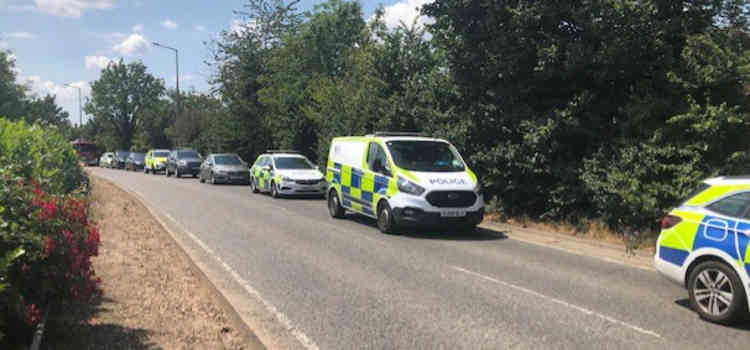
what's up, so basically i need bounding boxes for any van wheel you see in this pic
[377,201,398,234]
[688,260,747,325]
[328,189,345,218]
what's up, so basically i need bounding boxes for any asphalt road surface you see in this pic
[91,167,750,350]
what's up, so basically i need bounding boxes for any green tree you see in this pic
[84,59,165,150]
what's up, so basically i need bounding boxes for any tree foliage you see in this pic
[84,60,165,150]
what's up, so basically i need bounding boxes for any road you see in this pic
[90,167,749,349]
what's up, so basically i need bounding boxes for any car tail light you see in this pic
[661,215,682,229]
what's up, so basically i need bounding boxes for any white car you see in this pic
[249,151,327,197]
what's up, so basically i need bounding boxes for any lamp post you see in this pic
[152,42,180,117]
[65,83,83,127]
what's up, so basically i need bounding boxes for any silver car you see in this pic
[199,153,250,185]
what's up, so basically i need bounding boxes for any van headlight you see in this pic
[397,176,425,196]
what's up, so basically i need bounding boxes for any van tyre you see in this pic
[328,189,345,218]
[688,260,747,325]
[377,201,397,234]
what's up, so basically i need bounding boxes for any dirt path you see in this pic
[43,175,261,349]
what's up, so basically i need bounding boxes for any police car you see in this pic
[655,176,750,324]
[325,132,485,233]
[249,151,327,198]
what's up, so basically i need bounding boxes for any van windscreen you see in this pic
[386,141,465,172]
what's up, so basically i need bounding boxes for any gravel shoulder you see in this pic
[42,174,261,349]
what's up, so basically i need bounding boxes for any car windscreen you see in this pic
[177,151,200,159]
[386,141,465,172]
[214,155,242,165]
[130,153,145,160]
[153,151,169,157]
[274,157,313,169]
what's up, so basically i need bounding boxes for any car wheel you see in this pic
[688,260,747,325]
[271,181,279,198]
[377,201,398,234]
[210,172,216,185]
[144,167,149,174]
[328,189,345,218]
[250,178,259,193]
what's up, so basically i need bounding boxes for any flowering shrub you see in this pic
[0,118,97,344]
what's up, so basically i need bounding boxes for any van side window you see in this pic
[707,192,750,218]
[367,143,390,176]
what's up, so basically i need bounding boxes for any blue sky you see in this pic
[0,0,430,126]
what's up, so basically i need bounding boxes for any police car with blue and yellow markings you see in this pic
[249,151,327,198]
[325,132,485,233]
[655,176,750,324]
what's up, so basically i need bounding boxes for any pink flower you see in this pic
[44,237,56,256]
[39,200,57,220]
[24,303,41,326]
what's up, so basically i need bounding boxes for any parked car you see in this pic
[655,175,750,325]
[99,152,114,168]
[166,149,202,178]
[325,132,484,233]
[145,149,170,174]
[199,153,250,185]
[125,152,146,171]
[249,150,326,198]
[113,150,131,169]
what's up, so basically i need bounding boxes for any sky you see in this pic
[0,0,431,126]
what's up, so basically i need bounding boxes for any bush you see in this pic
[0,118,99,345]
[0,118,86,195]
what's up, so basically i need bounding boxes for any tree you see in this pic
[0,51,27,120]
[84,59,165,150]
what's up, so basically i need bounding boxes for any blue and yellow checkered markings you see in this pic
[659,247,690,267]
[331,162,379,216]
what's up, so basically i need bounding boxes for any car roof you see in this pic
[335,135,449,143]
[264,153,306,158]
[210,153,239,157]
[704,176,750,186]
[149,149,170,152]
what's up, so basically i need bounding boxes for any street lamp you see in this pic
[152,42,181,117]
[65,83,83,127]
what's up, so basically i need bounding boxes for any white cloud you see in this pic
[18,75,91,124]
[195,25,206,32]
[84,55,111,70]
[0,41,8,49]
[376,0,434,30]
[6,32,37,39]
[132,24,143,32]
[34,0,116,18]
[161,19,178,30]
[113,33,149,55]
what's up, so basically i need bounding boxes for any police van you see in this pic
[655,175,750,324]
[325,132,485,233]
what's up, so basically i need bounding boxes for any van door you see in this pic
[360,142,392,217]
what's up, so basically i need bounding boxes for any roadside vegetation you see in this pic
[5,0,750,239]
[0,119,100,347]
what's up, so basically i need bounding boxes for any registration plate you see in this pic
[440,211,466,218]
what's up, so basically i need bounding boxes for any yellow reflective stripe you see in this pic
[341,166,352,186]
[350,187,362,200]
[397,168,419,183]
[686,185,750,206]
[659,210,704,251]
[466,168,477,184]
[745,241,750,264]
[361,174,374,192]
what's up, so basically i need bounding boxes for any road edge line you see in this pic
[90,173,268,350]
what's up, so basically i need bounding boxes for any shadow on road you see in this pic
[674,299,750,331]
[42,296,157,350]
[347,214,508,241]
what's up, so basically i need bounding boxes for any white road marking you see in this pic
[450,266,662,339]
[161,208,320,350]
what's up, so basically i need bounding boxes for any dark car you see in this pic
[113,150,131,169]
[199,153,250,185]
[166,149,202,178]
[125,152,146,171]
